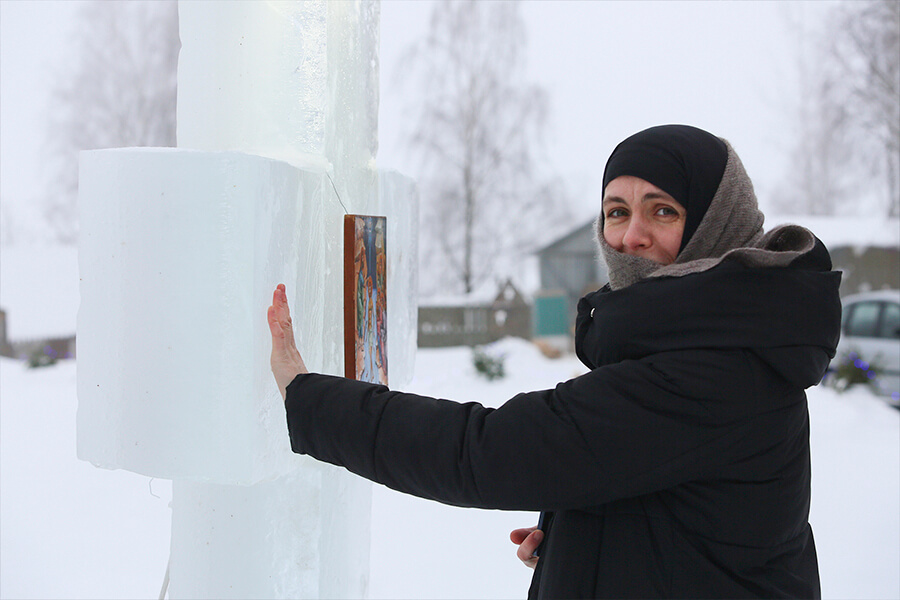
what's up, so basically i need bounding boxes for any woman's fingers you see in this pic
[268,298,288,371]
[519,529,543,559]
[274,284,303,356]
[267,303,283,335]
[274,284,290,328]
[511,527,542,569]
[269,285,296,348]
[509,527,537,545]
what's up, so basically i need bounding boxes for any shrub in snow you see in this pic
[825,351,883,393]
[472,347,506,381]
[27,345,58,369]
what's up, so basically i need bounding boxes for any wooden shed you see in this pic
[417,279,532,348]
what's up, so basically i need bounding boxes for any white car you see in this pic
[832,290,900,406]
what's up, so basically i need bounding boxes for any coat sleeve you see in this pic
[285,349,788,511]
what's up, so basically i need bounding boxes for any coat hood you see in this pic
[577,239,842,392]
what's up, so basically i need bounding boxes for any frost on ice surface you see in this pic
[177,1,328,162]
[176,0,381,185]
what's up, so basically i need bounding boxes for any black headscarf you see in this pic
[602,125,728,252]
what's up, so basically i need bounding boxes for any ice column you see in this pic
[76,1,417,598]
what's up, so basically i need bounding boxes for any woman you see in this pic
[268,125,841,598]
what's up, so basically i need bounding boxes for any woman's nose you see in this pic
[621,217,651,250]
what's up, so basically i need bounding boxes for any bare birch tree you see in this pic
[828,0,900,217]
[43,0,179,244]
[774,0,899,217]
[400,0,571,295]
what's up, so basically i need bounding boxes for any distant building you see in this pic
[0,307,75,361]
[0,309,14,358]
[417,279,531,348]
[533,220,608,343]
[830,246,899,296]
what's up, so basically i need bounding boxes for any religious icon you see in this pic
[344,215,388,385]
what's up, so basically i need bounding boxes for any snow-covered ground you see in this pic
[1,337,898,599]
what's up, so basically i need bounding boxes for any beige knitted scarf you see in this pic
[597,140,817,290]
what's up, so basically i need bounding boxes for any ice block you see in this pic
[78,148,309,483]
[77,148,417,483]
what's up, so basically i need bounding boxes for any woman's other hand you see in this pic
[267,284,308,400]
[510,527,543,569]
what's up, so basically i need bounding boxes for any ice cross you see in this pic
[76,2,418,597]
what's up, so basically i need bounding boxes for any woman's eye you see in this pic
[607,208,627,219]
[655,206,679,217]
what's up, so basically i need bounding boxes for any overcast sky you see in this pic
[379,0,836,223]
[0,0,835,243]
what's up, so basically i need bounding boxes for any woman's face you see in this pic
[602,176,686,265]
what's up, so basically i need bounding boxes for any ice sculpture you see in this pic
[76,1,417,597]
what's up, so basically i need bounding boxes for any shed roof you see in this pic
[766,215,899,250]
[535,220,596,255]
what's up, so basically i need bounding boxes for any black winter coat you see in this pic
[285,249,841,599]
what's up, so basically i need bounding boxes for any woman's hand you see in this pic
[509,527,543,569]
[267,284,308,400]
